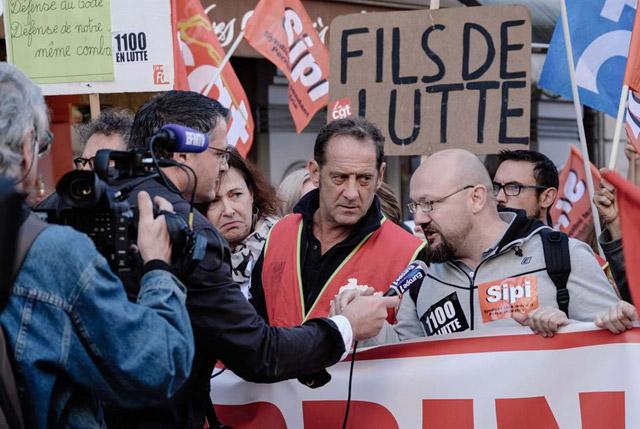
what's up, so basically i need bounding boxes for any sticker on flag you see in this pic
[539,0,637,117]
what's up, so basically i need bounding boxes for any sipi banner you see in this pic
[174,0,255,157]
[211,324,639,428]
[550,146,602,242]
[244,0,330,133]
[328,5,531,156]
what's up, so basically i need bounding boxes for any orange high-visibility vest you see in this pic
[261,214,425,326]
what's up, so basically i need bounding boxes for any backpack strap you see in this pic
[539,229,571,317]
[11,213,48,281]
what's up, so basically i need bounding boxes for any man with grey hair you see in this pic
[73,108,133,170]
[334,148,623,341]
[0,63,195,428]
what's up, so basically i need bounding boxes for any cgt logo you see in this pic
[331,98,353,120]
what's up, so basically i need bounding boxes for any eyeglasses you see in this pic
[37,130,53,157]
[492,182,548,196]
[208,146,230,162]
[407,185,474,214]
[73,156,95,170]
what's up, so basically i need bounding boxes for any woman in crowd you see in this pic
[200,148,279,298]
[276,168,316,217]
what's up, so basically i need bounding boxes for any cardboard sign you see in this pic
[3,0,175,95]
[328,5,531,156]
[3,0,114,84]
[478,275,538,322]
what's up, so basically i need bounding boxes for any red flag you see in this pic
[244,0,329,133]
[173,0,254,157]
[625,89,640,153]
[550,146,602,241]
[624,6,640,92]
[601,170,640,304]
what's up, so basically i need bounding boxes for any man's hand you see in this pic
[595,301,637,334]
[512,307,569,337]
[329,287,376,316]
[137,191,173,264]
[594,172,621,240]
[341,295,399,341]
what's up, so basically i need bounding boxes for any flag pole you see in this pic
[608,85,630,170]
[421,0,440,163]
[560,0,605,256]
[203,30,245,96]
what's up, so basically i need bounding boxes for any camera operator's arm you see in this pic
[63,192,194,406]
[189,227,395,383]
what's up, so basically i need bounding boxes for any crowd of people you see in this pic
[0,60,637,428]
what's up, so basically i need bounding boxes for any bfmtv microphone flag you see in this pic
[539,0,637,118]
[244,0,330,133]
[173,0,255,157]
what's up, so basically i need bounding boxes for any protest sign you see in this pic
[328,5,531,156]
[550,145,602,241]
[244,0,329,133]
[212,324,639,428]
[3,0,114,84]
[3,0,175,95]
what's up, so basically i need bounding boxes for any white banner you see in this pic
[211,324,640,428]
[28,0,174,95]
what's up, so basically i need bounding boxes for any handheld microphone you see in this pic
[151,124,209,153]
[383,260,428,297]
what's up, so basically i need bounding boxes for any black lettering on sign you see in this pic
[392,27,417,85]
[420,24,446,84]
[466,80,500,143]
[114,32,149,63]
[389,89,421,146]
[376,28,384,83]
[358,88,367,117]
[426,83,464,143]
[500,20,526,79]
[500,80,528,144]
[340,28,368,84]
[462,23,495,81]
[420,292,469,336]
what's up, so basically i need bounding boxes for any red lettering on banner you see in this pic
[302,400,399,429]
[495,397,559,429]
[422,399,473,428]
[579,391,625,429]
[214,402,286,429]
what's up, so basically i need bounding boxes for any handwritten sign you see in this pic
[329,5,532,156]
[3,0,114,84]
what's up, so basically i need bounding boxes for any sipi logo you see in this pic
[331,98,353,120]
[153,65,170,85]
[283,7,328,101]
[486,279,532,304]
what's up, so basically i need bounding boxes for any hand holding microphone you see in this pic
[332,260,428,340]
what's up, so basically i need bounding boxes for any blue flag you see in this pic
[539,0,637,117]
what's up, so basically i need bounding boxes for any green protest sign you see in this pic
[3,0,114,84]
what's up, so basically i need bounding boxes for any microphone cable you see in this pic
[342,341,358,429]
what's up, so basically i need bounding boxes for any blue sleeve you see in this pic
[60,230,194,407]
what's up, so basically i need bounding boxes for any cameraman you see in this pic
[113,90,397,428]
[0,64,194,428]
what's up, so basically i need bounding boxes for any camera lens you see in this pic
[69,178,95,201]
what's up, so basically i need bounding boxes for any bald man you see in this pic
[335,149,621,340]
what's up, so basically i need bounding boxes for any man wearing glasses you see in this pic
[73,108,133,171]
[492,150,559,226]
[109,91,397,428]
[334,149,623,344]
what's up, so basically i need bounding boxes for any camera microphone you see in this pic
[152,124,209,153]
[384,260,428,297]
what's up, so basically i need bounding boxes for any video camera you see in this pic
[36,124,209,298]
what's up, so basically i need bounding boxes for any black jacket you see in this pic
[101,178,345,428]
